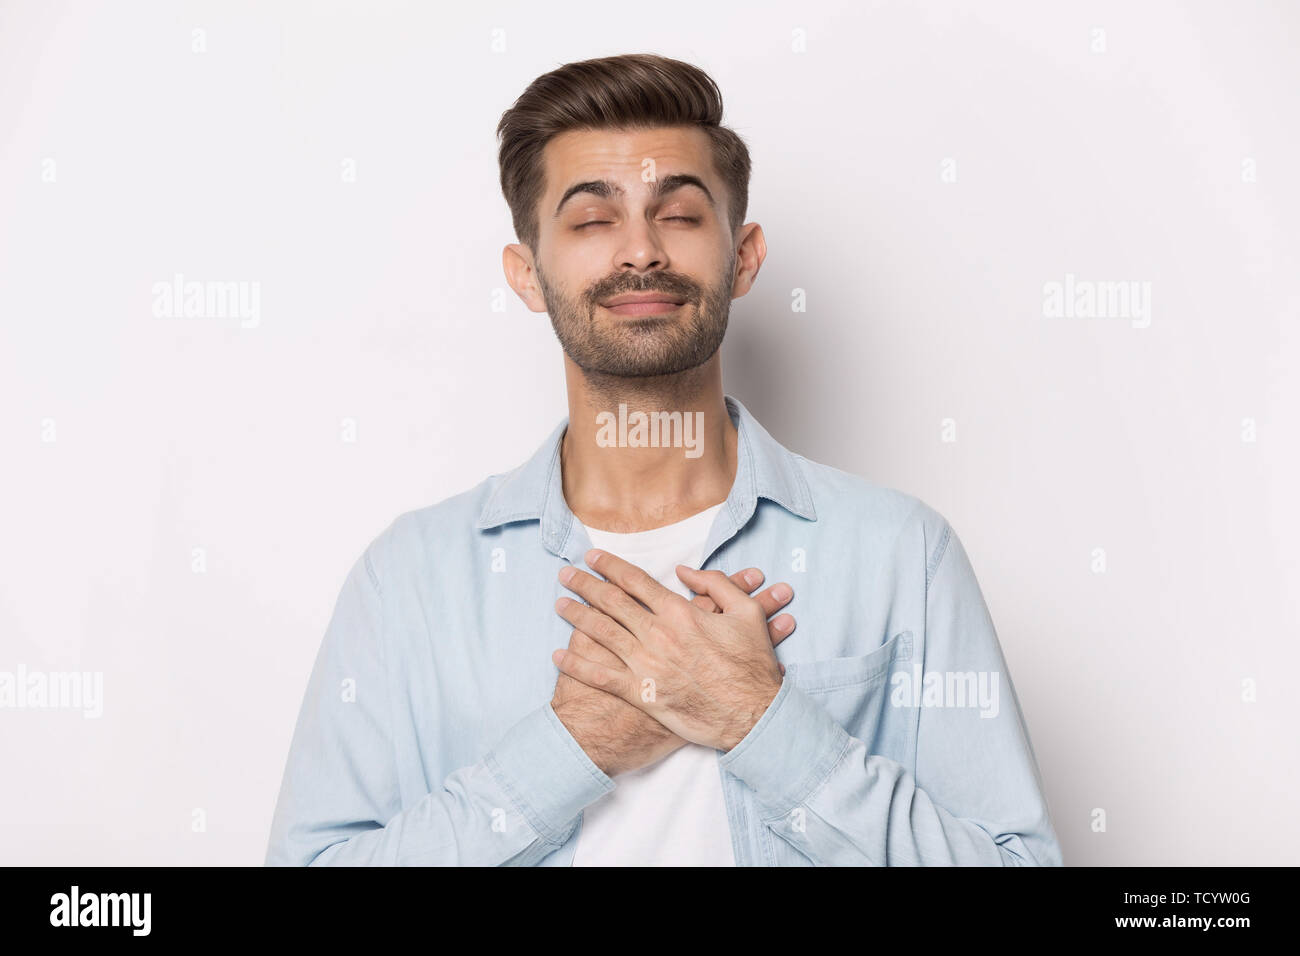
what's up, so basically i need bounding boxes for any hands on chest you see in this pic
[549,549,795,776]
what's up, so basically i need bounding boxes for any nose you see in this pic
[612,217,669,274]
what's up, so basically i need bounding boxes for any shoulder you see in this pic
[351,471,513,591]
[790,451,954,568]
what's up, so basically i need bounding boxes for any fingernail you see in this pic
[559,566,575,583]
[773,584,792,601]
[744,569,762,587]
[585,549,603,566]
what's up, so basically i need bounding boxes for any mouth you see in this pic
[598,293,689,317]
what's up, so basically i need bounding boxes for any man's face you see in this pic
[529,125,737,379]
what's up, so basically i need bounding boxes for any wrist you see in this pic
[720,677,783,751]
[551,700,620,776]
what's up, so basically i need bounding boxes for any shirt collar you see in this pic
[475,394,817,562]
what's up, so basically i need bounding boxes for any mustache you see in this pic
[585,271,700,304]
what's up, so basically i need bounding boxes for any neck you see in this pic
[560,355,737,533]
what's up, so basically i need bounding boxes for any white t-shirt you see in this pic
[570,501,736,866]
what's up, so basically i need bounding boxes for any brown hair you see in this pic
[496,53,752,253]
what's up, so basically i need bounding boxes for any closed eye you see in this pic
[574,216,700,231]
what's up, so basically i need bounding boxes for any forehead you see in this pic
[541,125,716,195]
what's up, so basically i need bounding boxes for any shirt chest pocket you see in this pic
[783,630,913,742]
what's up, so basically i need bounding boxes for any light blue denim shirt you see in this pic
[265,395,1063,866]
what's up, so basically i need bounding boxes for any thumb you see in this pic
[675,564,748,614]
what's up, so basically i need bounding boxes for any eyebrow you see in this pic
[553,173,715,217]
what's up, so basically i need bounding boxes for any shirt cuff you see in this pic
[718,677,852,817]
[484,702,614,847]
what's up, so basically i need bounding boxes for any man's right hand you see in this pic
[550,566,796,778]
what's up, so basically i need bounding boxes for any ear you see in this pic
[502,242,549,313]
[729,222,767,301]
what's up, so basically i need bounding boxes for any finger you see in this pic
[569,627,622,667]
[752,581,794,621]
[559,565,654,638]
[674,565,751,614]
[690,567,762,614]
[693,572,795,632]
[555,596,638,663]
[691,595,718,613]
[585,549,677,616]
[551,646,630,699]
[768,613,796,647]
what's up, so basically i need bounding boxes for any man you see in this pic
[265,53,1063,866]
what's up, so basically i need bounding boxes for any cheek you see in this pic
[669,230,731,275]
[554,233,619,273]
[540,249,607,298]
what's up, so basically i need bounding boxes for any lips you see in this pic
[599,292,688,307]
[597,291,690,317]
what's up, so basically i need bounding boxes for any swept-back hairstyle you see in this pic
[496,53,751,252]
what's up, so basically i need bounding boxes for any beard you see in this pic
[535,251,734,379]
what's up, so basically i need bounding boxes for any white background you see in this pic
[1,0,1296,865]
